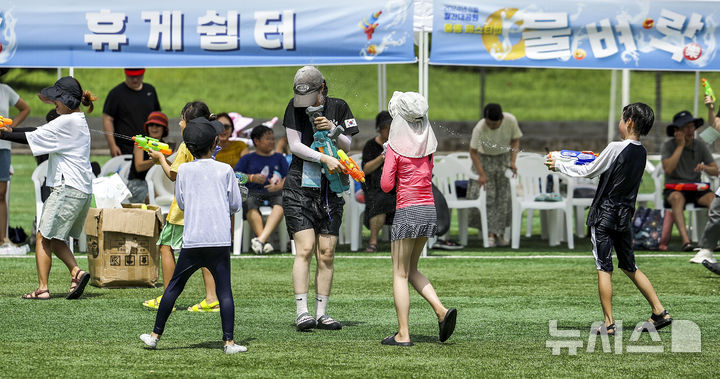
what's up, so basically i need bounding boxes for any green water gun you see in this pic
[133,135,172,155]
[702,78,716,103]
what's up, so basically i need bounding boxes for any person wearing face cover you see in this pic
[379,91,456,346]
[282,66,358,331]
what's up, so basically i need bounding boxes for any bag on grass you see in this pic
[631,207,664,250]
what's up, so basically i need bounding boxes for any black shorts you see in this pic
[246,191,283,210]
[663,189,712,208]
[283,173,345,237]
[590,225,636,272]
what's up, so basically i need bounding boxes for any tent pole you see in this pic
[693,71,700,117]
[69,67,74,77]
[378,64,387,111]
[423,31,429,102]
[608,70,617,143]
[621,69,630,108]
[57,68,61,80]
[417,31,424,97]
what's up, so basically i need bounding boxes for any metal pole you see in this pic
[417,31,424,96]
[69,67,74,77]
[57,68,61,80]
[621,69,630,108]
[423,31,429,101]
[608,70,617,143]
[480,67,486,118]
[693,71,700,117]
[377,64,387,112]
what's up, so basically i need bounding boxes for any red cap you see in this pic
[124,68,145,76]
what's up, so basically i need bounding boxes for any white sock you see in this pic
[315,294,329,318]
[295,293,308,317]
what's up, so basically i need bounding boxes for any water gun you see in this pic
[0,116,13,128]
[307,105,349,193]
[133,135,172,155]
[547,150,598,165]
[702,78,716,103]
[234,172,249,201]
[311,129,348,193]
[664,182,710,192]
[337,149,365,183]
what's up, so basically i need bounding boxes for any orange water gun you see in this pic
[664,182,710,191]
[0,116,13,128]
[337,149,365,183]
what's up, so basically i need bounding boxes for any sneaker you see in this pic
[224,343,248,354]
[15,244,30,255]
[316,315,342,330]
[251,237,264,254]
[0,242,15,255]
[296,312,317,331]
[495,237,510,247]
[139,334,158,349]
[487,236,496,248]
[263,242,274,254]
[690,248,717,264]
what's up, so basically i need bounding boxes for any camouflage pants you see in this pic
[467,152,511,236]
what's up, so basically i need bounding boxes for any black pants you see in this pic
[153,246,235,341]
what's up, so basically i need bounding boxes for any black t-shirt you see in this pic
[127,150,150,181]
[282,97,358,174]
[361,137,385,193]
[103,82,161,152]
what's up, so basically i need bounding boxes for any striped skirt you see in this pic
[391,205,437,241]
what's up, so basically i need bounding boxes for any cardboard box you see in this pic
[84,204,164,288]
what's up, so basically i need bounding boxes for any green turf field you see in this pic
[1,245,718,377]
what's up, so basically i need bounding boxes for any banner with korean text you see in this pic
[0,0,414,67]
[431,0,720,71]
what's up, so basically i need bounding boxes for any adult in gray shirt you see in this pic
[661,111,718,251]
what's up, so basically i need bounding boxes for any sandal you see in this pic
[187,299,220,312]
[682,242,694,252]
[22,289,50,300]
[143,295,176,312]
[637,310,673,332]
[591,323,616,336]
[364,244,378,253]
[66,270,90,299]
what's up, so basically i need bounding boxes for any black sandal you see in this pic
[637,310,673,332]
[381,332,413,346]
[682,242,694,252]
[703,260,720,275]
[591,323,615,336]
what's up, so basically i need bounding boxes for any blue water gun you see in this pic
[547,150,598,165]
[307,105,349,193]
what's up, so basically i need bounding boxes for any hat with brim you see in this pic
[183,117,224,154]
[124,68,145,76]
[666,110,704,137]
[387,91,437,158]
[38,76,82,110]
[144,111,169,137]
[293,66,324,108]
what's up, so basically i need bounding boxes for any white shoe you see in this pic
[495,237,510,247]
[0,242,15,255]
[263,242,274,254]
[250,238,264,254]
[224,343,248,354]
[140,334,158,348]
[487,236,496,248]
[690,248,717,264]
[15,244,30,255]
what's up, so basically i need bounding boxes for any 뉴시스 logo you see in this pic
[0,9,18,64]
[546,319,701,355]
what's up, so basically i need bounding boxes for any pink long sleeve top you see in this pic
[380,145,435,209]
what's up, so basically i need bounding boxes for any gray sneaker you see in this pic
[263,242,274,254]
[296,312,317,331]
[224,343,248,354]
[139,334,158,349]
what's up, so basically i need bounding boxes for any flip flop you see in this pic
[438,308,457,342]
[187,299,220,312]
[381,332,413,346]
[66,270,90,299]
[703,259,720,275]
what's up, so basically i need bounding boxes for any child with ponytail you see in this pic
[0,76,97,300]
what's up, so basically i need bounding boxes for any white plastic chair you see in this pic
[237,206,288,254]
[31,161,79,252]
[145,165,174,216]
[510,154,574,249]
[636,159,663,208]
[432,155,489,247]
[99,154,133,184]
[566,176,598,238]
[656,164,710,243]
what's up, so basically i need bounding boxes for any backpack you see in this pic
[631,207,664,250]
[432,183,450,236]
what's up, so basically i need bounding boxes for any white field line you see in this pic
[0,254,692,260]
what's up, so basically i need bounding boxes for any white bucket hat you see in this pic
[387,91,437,158]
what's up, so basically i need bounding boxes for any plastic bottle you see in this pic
[269,170,282,185]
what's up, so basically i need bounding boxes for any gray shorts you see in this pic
[246,191,283,210]
[0,149,10,181]
[126,178,149,204]
[39,185,92,241]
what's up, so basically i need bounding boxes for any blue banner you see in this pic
[0,0,414,67]
[431,0,720,71]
